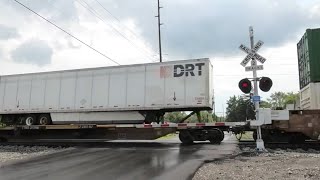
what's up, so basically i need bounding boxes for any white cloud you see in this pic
[0,24,19,40]
[310,4,320,18]
[102,0,320,57]
[11,39,53,66]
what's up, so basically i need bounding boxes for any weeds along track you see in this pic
[239,141,320,150]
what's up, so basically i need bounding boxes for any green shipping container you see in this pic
[297,28,320,89]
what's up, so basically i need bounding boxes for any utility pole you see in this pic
[213,92,216,119]
[155,0,163,62]
[249,26,265,151]
[222,104,224,120]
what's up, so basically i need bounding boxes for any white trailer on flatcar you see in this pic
[0,58,213,125]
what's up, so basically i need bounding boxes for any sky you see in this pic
[0,0,319,116]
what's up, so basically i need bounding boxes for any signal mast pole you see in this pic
[249,26,265,151]
[156,0,163,62]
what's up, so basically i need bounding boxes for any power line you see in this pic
[13,0,120,65]
[214,74,298,77]
[92,0,159,59]
[264,64,297,66]
[213,60,297,63]
[77,0,158,61]
[93,0,121,22]
[212,61,297,66]
[76,0,158,62]
[214,63,297,66]
[213,58,298,62]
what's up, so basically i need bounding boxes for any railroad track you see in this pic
[239,140,320,150]
[0,140,117,148]
[2,140,320,150]
[0,140,176,148]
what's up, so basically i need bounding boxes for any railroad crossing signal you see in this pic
[238,77,273,93]
[259,77,273,92]
[238,78,252,94]
[238,26,270,152]
[239,40,266,67]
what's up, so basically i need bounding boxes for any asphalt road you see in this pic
[0,134,237,180]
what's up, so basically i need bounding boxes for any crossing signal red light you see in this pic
[259,77,273,92]
[239,78,252,94]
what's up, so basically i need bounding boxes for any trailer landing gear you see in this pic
[179,128,225,144]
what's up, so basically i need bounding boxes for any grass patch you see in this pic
[157,133,177,140]
[239,131,254,140]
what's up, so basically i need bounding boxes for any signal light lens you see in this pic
[239,78,252,94]
[259,77,273,92]
[242,82,249,88]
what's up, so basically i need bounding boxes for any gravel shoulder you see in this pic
[193,148,320,180]
[0,146,71,167]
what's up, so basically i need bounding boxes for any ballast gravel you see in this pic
[193,148,320,180]
[0,146,66,166]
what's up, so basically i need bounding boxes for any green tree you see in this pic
[267,91,286,108]
[216,116,225,122]
[225,96,238,122]
[283,92,299,105]
[164,111,218,123]
[212,113,219,122]
[267,91,299,109]
[164,112,186,123]
[225,96,255,122]
[189,111,216,123]
[259,100,272,108]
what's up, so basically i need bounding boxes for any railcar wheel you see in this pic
[289,134,306,144]
[217,128,224,142]
[38,114,52,125]
[0,137,7,142]
[179,131,194,144]
[25,115,37,126]
[208,128,224,144]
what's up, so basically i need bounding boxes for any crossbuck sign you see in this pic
[239,40,266,71]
